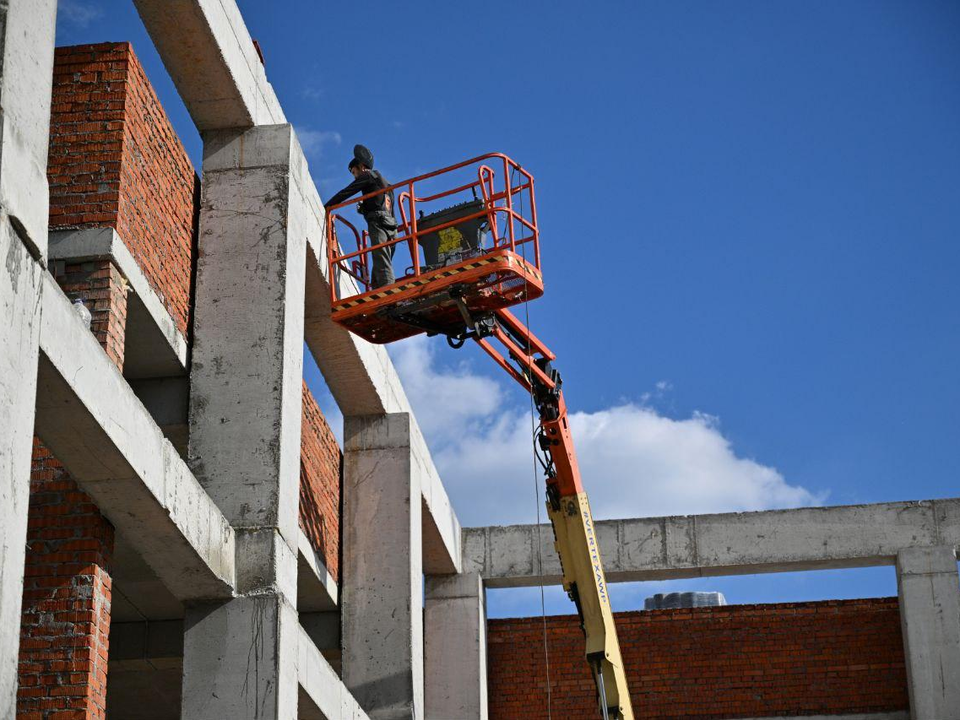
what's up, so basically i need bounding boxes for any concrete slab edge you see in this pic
[48,227,189,369]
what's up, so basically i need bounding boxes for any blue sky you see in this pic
[57,1,960,615]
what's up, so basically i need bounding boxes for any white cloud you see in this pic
[58,0,103,27]
[391,336,502,445]
[391,338,824,528]
[295,128,341,159]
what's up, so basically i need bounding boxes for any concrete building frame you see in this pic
[1,1,958,719]
[2,1,460,718]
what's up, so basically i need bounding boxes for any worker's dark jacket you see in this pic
[324,169,396,218]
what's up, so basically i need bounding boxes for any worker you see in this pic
[324,144,398,288]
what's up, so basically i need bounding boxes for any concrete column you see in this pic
[183,595,299,719]
[896,545,960,720]
[182,124,305,720]
[425,573,488,719]
[0,1,57,716]
[342,413,424,719]
[0,224,43,720]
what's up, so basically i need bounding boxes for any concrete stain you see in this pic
[5,223,23,284]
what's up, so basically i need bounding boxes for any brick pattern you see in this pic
[48,42,198,338]
[18,442,114,720]
[300,382,342,582]
[48,44,126,231]
[50,259,128,368]
[488,598,909,719]
[114,47,198,337]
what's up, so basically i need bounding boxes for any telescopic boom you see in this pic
[465,308,634,720]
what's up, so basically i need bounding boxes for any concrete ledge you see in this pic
[464,499,960,587]
[35,273,235,600]
[298,624,370,720]
[298,529,338,611]
[132,0,284,130]
[49,227,189,377]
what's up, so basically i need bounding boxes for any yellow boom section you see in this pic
[549,491,633,719]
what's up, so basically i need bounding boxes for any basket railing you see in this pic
[326,152,539,303]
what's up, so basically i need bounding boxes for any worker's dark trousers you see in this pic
[365,211,397,288]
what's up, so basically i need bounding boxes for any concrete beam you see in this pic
[131,0,284,131]
[48,227,189,377]
[342,413,424,719]
[896,546,960,719]
[424,573,487,720]
[464,499,960,587]
[298,625,370,720]
[35,273,236,600]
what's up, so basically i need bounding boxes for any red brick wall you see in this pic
[50,259,128,368]
[48,44,125,231]
[488,598,909,719]
[48,42,198,338]
[300,383,342,582]
[18,443,114,720]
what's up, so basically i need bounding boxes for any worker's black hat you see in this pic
[349,144,375,170]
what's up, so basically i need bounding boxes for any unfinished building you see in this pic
[1,2,958,719]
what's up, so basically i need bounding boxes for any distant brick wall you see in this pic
[48,42,198,337]
[300,382,342,582]
[488,598,909,719]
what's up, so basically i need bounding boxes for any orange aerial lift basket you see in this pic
[326,153,543,344]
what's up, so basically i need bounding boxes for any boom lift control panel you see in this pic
[326,153,634,720]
